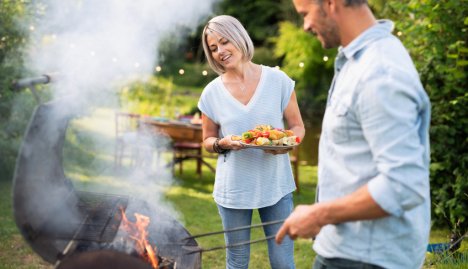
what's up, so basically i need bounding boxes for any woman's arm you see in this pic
[201,113,243,152]
[201,113,220,153]
[264,91,305,155]
[283,91,305,141]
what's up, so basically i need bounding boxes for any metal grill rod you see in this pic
[183,235,276,254]
[182,219,285,241]
[54,214,91,267]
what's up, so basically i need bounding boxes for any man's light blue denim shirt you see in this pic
[314,20,431,268]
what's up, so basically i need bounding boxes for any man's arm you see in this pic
[276,184,388,243]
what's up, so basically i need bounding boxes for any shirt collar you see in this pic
[338,19,395,61]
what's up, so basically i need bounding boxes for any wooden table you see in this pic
[141,118,215,174]
[142,118,202,142]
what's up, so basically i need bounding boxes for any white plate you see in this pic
[239,141,298,150]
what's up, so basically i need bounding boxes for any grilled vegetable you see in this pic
[255,137,271,146]
[238,124,300,147]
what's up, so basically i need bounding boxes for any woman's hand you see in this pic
[219,135,244,151]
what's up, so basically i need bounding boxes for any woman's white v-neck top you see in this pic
[198,65,297,209]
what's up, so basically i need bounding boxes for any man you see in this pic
[276,0,431,268]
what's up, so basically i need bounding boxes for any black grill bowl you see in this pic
[12,98,201,268]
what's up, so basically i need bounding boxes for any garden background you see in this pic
[0,0,466,268]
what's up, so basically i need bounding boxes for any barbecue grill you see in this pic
[12,97,201,268]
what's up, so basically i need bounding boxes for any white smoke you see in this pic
[19,0,220,227]
[27,0,217,98]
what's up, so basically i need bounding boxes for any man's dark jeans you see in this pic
[313,255,385,269]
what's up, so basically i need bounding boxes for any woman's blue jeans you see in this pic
[217,192,295,269]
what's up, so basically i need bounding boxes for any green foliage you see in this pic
[216,0,284,45]
[272,21,335,117]
[183,0,299,74]
[157,32,218,88]
[382,0,468,235]
[166,62,217,88]
[120,76,173,116]
[0,90,41,180]
[0,0,35,181]
[120,76,201,118]
[0,0,28,94]
[252,46,281,67]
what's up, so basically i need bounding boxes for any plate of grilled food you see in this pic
[232,124,300,150]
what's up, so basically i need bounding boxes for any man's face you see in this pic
[293,0,341,49]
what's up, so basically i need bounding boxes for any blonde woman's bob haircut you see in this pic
[202,15,254,75]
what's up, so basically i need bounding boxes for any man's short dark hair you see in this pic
[315,0,368,7]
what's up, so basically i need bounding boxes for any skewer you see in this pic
[181,219,285,241]
[183,235,276,255]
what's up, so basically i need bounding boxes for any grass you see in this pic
[0,107,466,269]
[165,161,318,269]
[0,180,51,269]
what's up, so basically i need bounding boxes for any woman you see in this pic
[198,15,305,269]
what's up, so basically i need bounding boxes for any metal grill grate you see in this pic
[44,191,129,243]
[73,191,129,242]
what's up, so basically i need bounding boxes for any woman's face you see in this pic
[206,31,243,70]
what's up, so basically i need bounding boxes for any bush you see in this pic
[164,62,217,88]
[252,46,281,67]
[120,76,201,118]
[272,21,335,118]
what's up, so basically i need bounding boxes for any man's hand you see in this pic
[275,203,328,244]
[276,185,389,244]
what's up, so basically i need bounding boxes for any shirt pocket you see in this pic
[329,101,350,144]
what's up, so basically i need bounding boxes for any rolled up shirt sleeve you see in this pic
[357,70,430,217]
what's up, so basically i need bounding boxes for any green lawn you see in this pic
[0,108,466,269]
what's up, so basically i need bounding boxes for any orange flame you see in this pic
[120,208,159,268]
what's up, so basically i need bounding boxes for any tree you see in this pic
[216,0,283,46]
